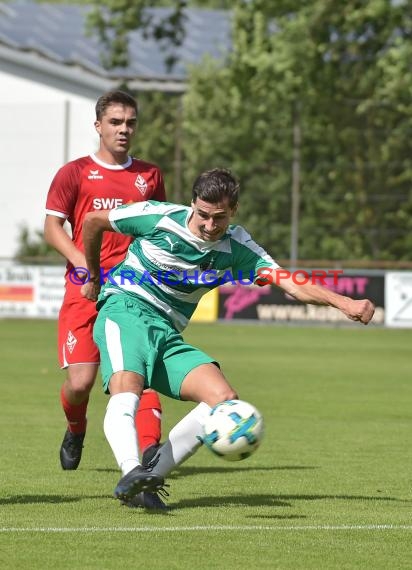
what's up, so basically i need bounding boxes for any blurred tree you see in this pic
[183,0,412,261]
[295,0,412,261]
[15,226,64,263]
[32,0,412,261]
[182,1,313,257]
[130,90,183,202]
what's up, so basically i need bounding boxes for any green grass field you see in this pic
[0,319,411,569]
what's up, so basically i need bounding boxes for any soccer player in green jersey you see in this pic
[81,168,375,507]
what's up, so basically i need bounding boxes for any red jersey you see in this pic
[46,154,166,275]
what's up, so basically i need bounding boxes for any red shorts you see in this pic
[58,283,99,368]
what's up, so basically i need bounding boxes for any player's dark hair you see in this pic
[192,168,239,209]
[95,90,138,120]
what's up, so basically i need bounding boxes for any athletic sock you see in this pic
[135,390,162,452]
[60,386,88,434]
[104,392,140,475]
[151,402,211,477]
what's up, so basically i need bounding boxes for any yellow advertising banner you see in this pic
[191,288,219,322]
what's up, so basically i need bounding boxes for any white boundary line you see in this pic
[1,525,412,533]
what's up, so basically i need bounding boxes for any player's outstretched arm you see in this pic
[272,268,375,325]
[81,210,114,301]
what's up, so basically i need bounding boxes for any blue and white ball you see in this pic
[202,399,264,461]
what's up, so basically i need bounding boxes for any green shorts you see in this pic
[93,294,217,399]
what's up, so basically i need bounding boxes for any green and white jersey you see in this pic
[98,201,279,331]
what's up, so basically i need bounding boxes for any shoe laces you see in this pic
[145,453,160,471]
[143,453,170,498]
[157,484,170,499]
[141,443,161,466]
[66,433,84,453]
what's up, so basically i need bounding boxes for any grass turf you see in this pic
[0,319,411,569]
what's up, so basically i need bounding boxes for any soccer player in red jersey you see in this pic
[44,90,167,509]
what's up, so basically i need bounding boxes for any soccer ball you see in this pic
[202,399,264,461]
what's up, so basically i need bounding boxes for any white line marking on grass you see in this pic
[1,525,412,533]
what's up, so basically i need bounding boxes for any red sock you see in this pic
[60,386,88,434]
[135,391,162,452]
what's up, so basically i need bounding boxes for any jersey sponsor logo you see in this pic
[164,236,180,252]
[66,330,77,354]
[88,169,104,180]
[135,174,148,196]
[93,198,124,210]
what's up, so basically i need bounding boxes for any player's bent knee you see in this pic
[180,363,238,404]
[228,388,238,400]
[204,387,238,407]
[217,387,238,403]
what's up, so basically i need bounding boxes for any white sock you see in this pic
[104,392,140,475]
[153,402,211,477]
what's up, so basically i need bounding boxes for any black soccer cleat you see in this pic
[60,430,85,470]
[121,491,169,511]
[114,465,165,501]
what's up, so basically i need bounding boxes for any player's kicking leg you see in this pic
[111,364,237,500]
[104,389,168,510]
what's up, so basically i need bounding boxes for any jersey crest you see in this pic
[135,174,148,196]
